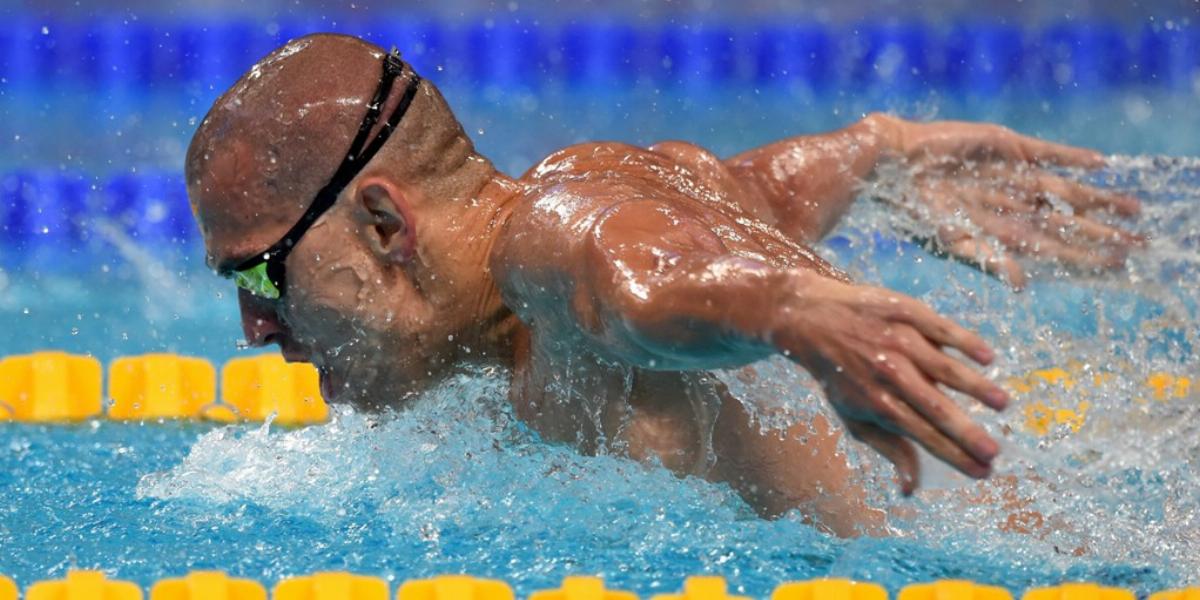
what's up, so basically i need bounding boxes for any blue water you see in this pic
[1,149,1197,596]
[2,7,1200,597]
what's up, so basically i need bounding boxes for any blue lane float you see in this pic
[558,22,642,87]
[1137,24,1200,88]
[0,171,89,261]
[1037,22,1132,90]
[851,22,935,89]
[0,17,1195,93]
[102,171,196,247]
[467,19,546,88]
[750,23,835,87]
[0,170,197,265]
[657,22,738,88]
[943,23,1024,94]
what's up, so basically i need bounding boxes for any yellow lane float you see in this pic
[0,574,14,600]
[899,581,1012,600]
[220,354,329,426]
[651,576,749,600]
[0,351,102,422]
[1023,584,1135,600]
[775,579,888,600]
[108,354,216,420]
[398,575,514,600]
[150,571,265,600]
[0,351,1191,433]
[1149,589,1200,600]
[26,571,142,600]
[531,576,637,600]
[5,572,1194,600]
[1008,363,1194,437]
[274,572,389,600]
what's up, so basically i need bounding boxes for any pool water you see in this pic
[1,150,1196,597]
[1,15,1199,597]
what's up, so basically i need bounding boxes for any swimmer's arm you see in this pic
[724,113,896,243]
[709,385,887,537]
[494,195,789,370]
[725,113,1126,240]
[494,194,1008,490]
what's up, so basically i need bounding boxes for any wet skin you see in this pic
[195,36,1141,537]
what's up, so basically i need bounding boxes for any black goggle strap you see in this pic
[232,49,420,275]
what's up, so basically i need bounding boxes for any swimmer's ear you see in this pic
[355,176,416,264]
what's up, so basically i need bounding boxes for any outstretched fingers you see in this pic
[965,205,1131,271]
[1033,173,1141,217]
[869,385,993,480]
[1006,227,1124,270]
[943,236,1028,290]
[899,324,1010,410]
[1008,131,1106,169]
[880,294,996,367]
[889,354,1001,465]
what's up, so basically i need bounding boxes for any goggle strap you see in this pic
[360,71,422,165]
[232,50,417,274]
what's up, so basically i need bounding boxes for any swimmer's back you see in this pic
[516,140,826,273]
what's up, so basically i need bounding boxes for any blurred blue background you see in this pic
[1,0,1198,272]
[0,4,1198,595]
[1,1,1197,362]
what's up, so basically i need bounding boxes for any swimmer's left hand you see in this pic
[874,115,1144,289]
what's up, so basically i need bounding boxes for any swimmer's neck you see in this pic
[439,156,527,365]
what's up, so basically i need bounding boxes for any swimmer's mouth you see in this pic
[317,366,341,402]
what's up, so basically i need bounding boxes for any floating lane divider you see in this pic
[0,351,1192,429]
[0,17,1197,92]
[651,576,747,600]
[530,577,636,600]
[153,571,266,600]
[109,354,216,421]
[775,579,887,600]
[0,352,328,425]
[1152,590,1200,600]
[898,581,1009,600]
[3,572,1199,600]
[277,572,390,600]
[221,353,329,426]
[1007,363,1194,437]
[25,571,142,600]
[0,351,102,422]
[1023,584,1134,600]
[399,575,513,599]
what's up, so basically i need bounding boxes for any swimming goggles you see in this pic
[225,48,422,300]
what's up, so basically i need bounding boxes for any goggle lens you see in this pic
[232,262,281,300]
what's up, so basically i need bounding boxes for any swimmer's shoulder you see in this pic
[504,141,715,251]
[523,140,741,196]
[520,141,659,185]
[521,140,726,185]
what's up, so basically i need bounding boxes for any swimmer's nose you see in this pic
[237,290,313,363]
[238,289,292,349]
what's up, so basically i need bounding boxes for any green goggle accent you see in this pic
[224,50,419,305]
[232,262,281,300]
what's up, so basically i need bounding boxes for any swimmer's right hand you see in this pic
[770,271,1009,494]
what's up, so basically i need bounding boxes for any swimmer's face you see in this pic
[187,33,501,407]
[210,175,476,408]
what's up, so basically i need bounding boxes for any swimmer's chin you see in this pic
[317,366,416,411]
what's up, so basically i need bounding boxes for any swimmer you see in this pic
[186,35,1142,536]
